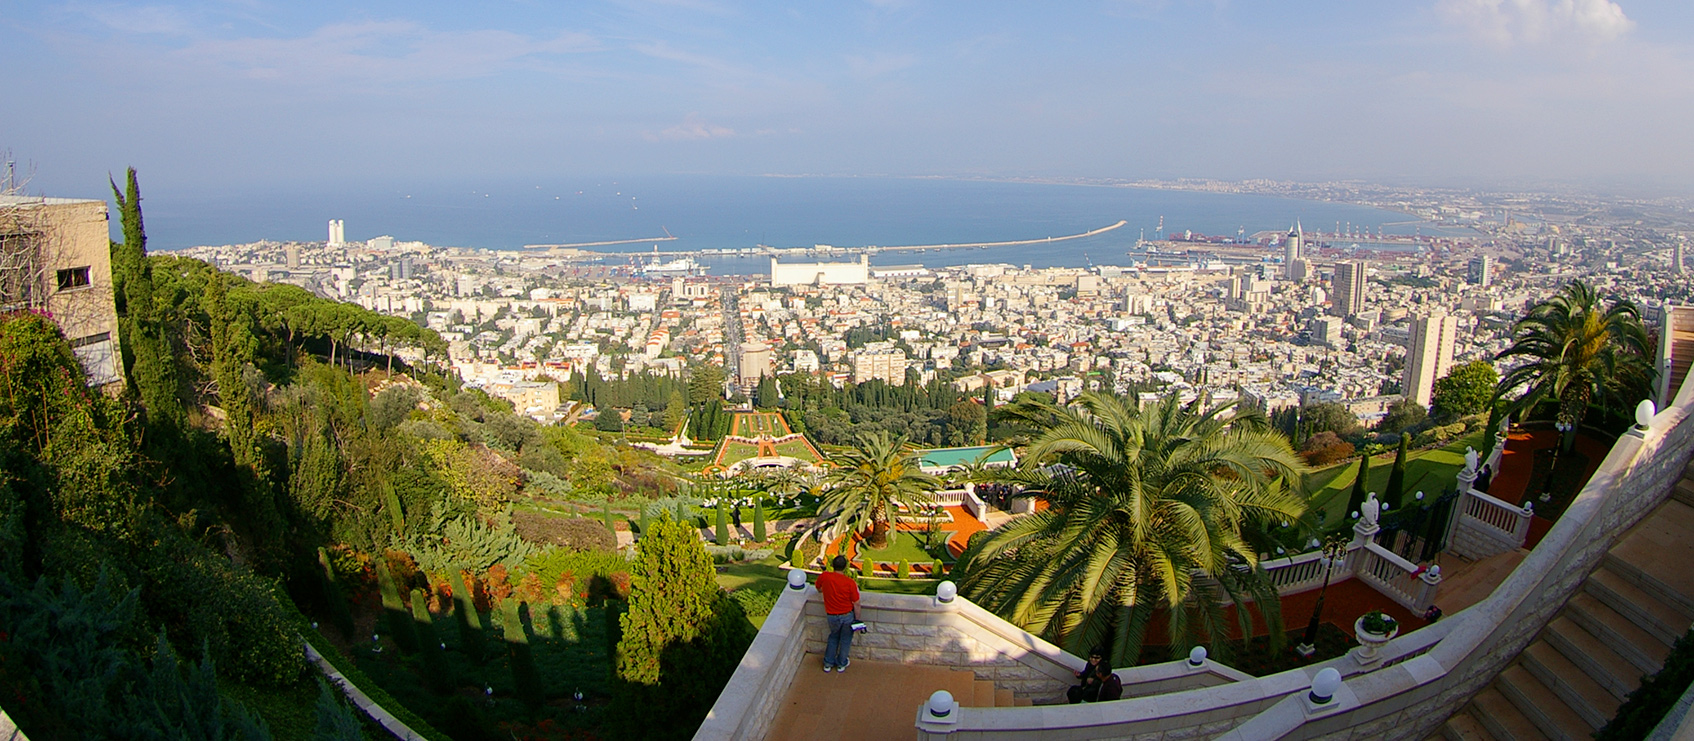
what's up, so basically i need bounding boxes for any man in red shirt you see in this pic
[816,555,861,673]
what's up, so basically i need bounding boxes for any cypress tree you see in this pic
[108,168,183,429]
[752,499,767,543]
[411,588,453,693]
[317,547,354,639]
[375,560,418,653]
[715,500,729,545]
[449,570,485,663]
[502,601,544,711]
[1384,436,1410,510]
[637,507,650,540]
[1344,453,1372,524]
[603,500,615,534]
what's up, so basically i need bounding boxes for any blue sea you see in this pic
[144,175,1468,274]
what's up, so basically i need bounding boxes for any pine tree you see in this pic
[1344,453,1372,523]
[1384,435,1410,510]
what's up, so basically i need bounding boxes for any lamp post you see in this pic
[1296,535,1349,658]
[1543,419,1574,503]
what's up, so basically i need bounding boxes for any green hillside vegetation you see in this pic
[0,172,747,740]
[1304,431,1485,527]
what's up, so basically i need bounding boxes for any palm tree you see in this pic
[956,392,1308,666]
[815,431,940,550]
[1495,281,1653,452]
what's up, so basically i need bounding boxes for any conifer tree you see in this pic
[449,570,485,662]
[752,498,766,543]
[611,514,752,738]
[314,680,365,741]
[411,588,452,693]
[1344,453,1372,523]
[109,168,183,429]
[715,500,729,545]
[1384,435,1410,510]
[502,601,544,710]
[375,560,418,653]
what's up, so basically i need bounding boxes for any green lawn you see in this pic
[851,531,947,568]
[716,440,762,465]
[772,437,822,462]
[1303,431,1485,529]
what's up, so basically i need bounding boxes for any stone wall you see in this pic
[801,590,1080,700]
[694,586,812,741]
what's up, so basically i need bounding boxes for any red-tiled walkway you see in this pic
[1481,428,1612,549]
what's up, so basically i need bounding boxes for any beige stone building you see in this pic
[0,196,123,389]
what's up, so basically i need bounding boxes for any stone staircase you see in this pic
[766,656,1028,740]
[1437,464,1694,741]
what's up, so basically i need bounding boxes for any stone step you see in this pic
[969,680,995,708]
[1542,616,1644,701]
[994,687,1014,707]
[1441,710,1495,741]
[1013,695,1033,707]
[1565,592,1673,675]
[1470,686,1548,741]
[1675,478,1694,509]
[1496,665,1595,741]
[1602,499,1694,616]
[1520,642,1621,728]
[1585,567,1691,646]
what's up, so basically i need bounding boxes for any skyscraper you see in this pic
[1332,260,1367,317]
[1468,255,1492,287]
[327,219,345,247]
[1284,222,1303,265]
[1404,313,1458,407]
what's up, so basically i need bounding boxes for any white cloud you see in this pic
[653,113,735,141]
[1436,0,1633,47]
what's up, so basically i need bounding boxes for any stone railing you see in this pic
[696,577,1250,741]
[914,366,1694,739]
[962,488,989,521]
[1263,550,1349,596]
[1448,487,1534,560]
[1354,542,1440,613]
[0,707,28,741]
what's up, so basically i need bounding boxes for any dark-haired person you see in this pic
[1088,662,1123,702]
[817,555,861,673]
[1066,648,1106,703]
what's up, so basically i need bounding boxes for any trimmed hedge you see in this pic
[512,512,617,552]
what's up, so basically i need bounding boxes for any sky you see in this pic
[4,0,1694,196]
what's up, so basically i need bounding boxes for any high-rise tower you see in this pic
[328,219,345,247]
[1284,222,1303,266]
[1467,255,1492,287]
[1404,313,1458,407]
[1332,260,1367,317]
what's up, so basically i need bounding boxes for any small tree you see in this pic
[317,547,354,639]
[897,560,910,579]
[603,500,616,534]
[932,559,945,578]
[611,514,755,738]
[449,570,485,663]
[1384,435,1410,510]
[1343,453,1372,524]
[411,588,452,693]
[1432,359,1498,422]
[752,499,767,543]
[502,601,544,711]
[715,500,729,546]
[375,560,418,653]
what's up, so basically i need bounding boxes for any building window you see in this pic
[69,332,119,386]
[56,267,92,291]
